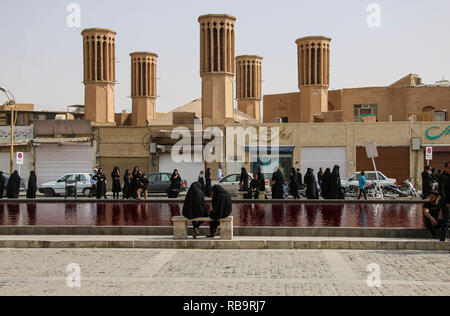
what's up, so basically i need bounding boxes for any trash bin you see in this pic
[65,180,78,199]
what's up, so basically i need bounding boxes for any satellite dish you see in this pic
[409,115,417,122]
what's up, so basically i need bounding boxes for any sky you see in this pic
[0,0,449,113]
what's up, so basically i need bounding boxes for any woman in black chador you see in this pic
[168,169,182,198]
[240,167,249,199]
[304,168,319,200]
[205,168,212,198]
[198,170,206,194]
[271,169,285,200]
[111,167,121,199]
[209,185,233,238]
[321,168,332,199]
[329,165,345,200]
[289,168,299,199]
[182,182,208,239]
[131,166,140,199]
[6,170,21,199]
[123,169,132,199]
[26,171,37,199]
[94,168,107,200]
[257,168,265,193]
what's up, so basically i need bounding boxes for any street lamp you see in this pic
[0,87,17,174]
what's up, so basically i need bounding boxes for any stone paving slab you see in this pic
[0,235,447,251]
[0,249,447,296]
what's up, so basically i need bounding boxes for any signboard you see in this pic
[365,141,379,159]
[426,125,450,140]
[0,126,33,141]
[16,152,24,165]
[425,147,433,161]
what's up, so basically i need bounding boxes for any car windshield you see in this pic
[59,175,73,182]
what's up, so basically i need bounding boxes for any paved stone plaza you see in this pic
[0,249,448,296]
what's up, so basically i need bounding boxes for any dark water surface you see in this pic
[0,202,425,228]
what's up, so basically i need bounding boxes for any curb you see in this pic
[0,239,448,251]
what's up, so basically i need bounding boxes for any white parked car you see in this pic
[39,173,93,197]
[213,173,270,195]
[341,171,397,188]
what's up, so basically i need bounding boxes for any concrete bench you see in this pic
[171,216,233,240]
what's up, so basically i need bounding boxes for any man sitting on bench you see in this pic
[182,182,208,239]
[423,191,443,239]
[208,185,233,238]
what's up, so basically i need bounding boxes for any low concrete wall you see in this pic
[0,226,431,239]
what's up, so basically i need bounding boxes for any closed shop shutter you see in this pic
[35,144,93,186]
[159,154,204,186]
[356,147,410,183]
[301,147,347,179]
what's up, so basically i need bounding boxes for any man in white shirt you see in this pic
[217,165,223,181]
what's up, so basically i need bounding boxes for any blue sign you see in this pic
[426,126,450,140]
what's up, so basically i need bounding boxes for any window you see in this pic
[435,111,447,122]
[354,104,378,122]
[148,174,158,183]
[160,174,170,182]
[276,117,289,123]
[59,175,74,182]
[222,175,238,183]
[76,175,86,182]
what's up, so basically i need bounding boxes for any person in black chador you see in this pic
[296,168,303,187]
[208,185,233,238]
[198,170,206,194]
[0,171,5,199]
[182,182,208,239]
[421,166,433,199]
[6,170,21,199]
[94,168,107,200]
[168,169,182,198]
[257,168,265,193]
[131,166,140,199]
[26,171,37,199]
[271,168,285,200]
[329,165,345,199]
[304,168,318,200]
[321,168,332,199]
[205,168,212,198]
[289,168,300,199]
[111,167,121,199]
[123,169,132,199]
[249,173,261,200]
[239,168,249,199]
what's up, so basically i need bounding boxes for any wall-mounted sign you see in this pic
[0,126,33,141]
[425,147,433,161]
[426,125,450,140]
[16,152,24,165]
[365,141,379,159]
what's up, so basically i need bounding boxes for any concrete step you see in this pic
[0,235,447,251]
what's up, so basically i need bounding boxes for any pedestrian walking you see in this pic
[122,169,132,199]
[289,168,299,199]
[358,171,368,200]
[89,168,98,197]
[205,168,212,198]
[6,170,21,199]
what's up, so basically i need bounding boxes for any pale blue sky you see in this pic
[0,0,449,113]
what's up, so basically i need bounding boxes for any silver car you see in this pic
[341,171,397,189]
[39,173,93,197]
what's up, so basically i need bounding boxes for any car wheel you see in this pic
[83,188,90,197]
[44,189,55,197]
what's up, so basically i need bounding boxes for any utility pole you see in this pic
[0,87,17,174]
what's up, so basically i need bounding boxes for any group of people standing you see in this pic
[282,166,345,200]
[90,167,150,200]
[0,170,37,199]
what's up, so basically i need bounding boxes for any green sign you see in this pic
[426,125,450,140]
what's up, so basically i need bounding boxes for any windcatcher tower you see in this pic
[236,55,263,122]
[82,28,116,125]
[295,36,331,122]
[198,14,236,125]
[130,52,158,126]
